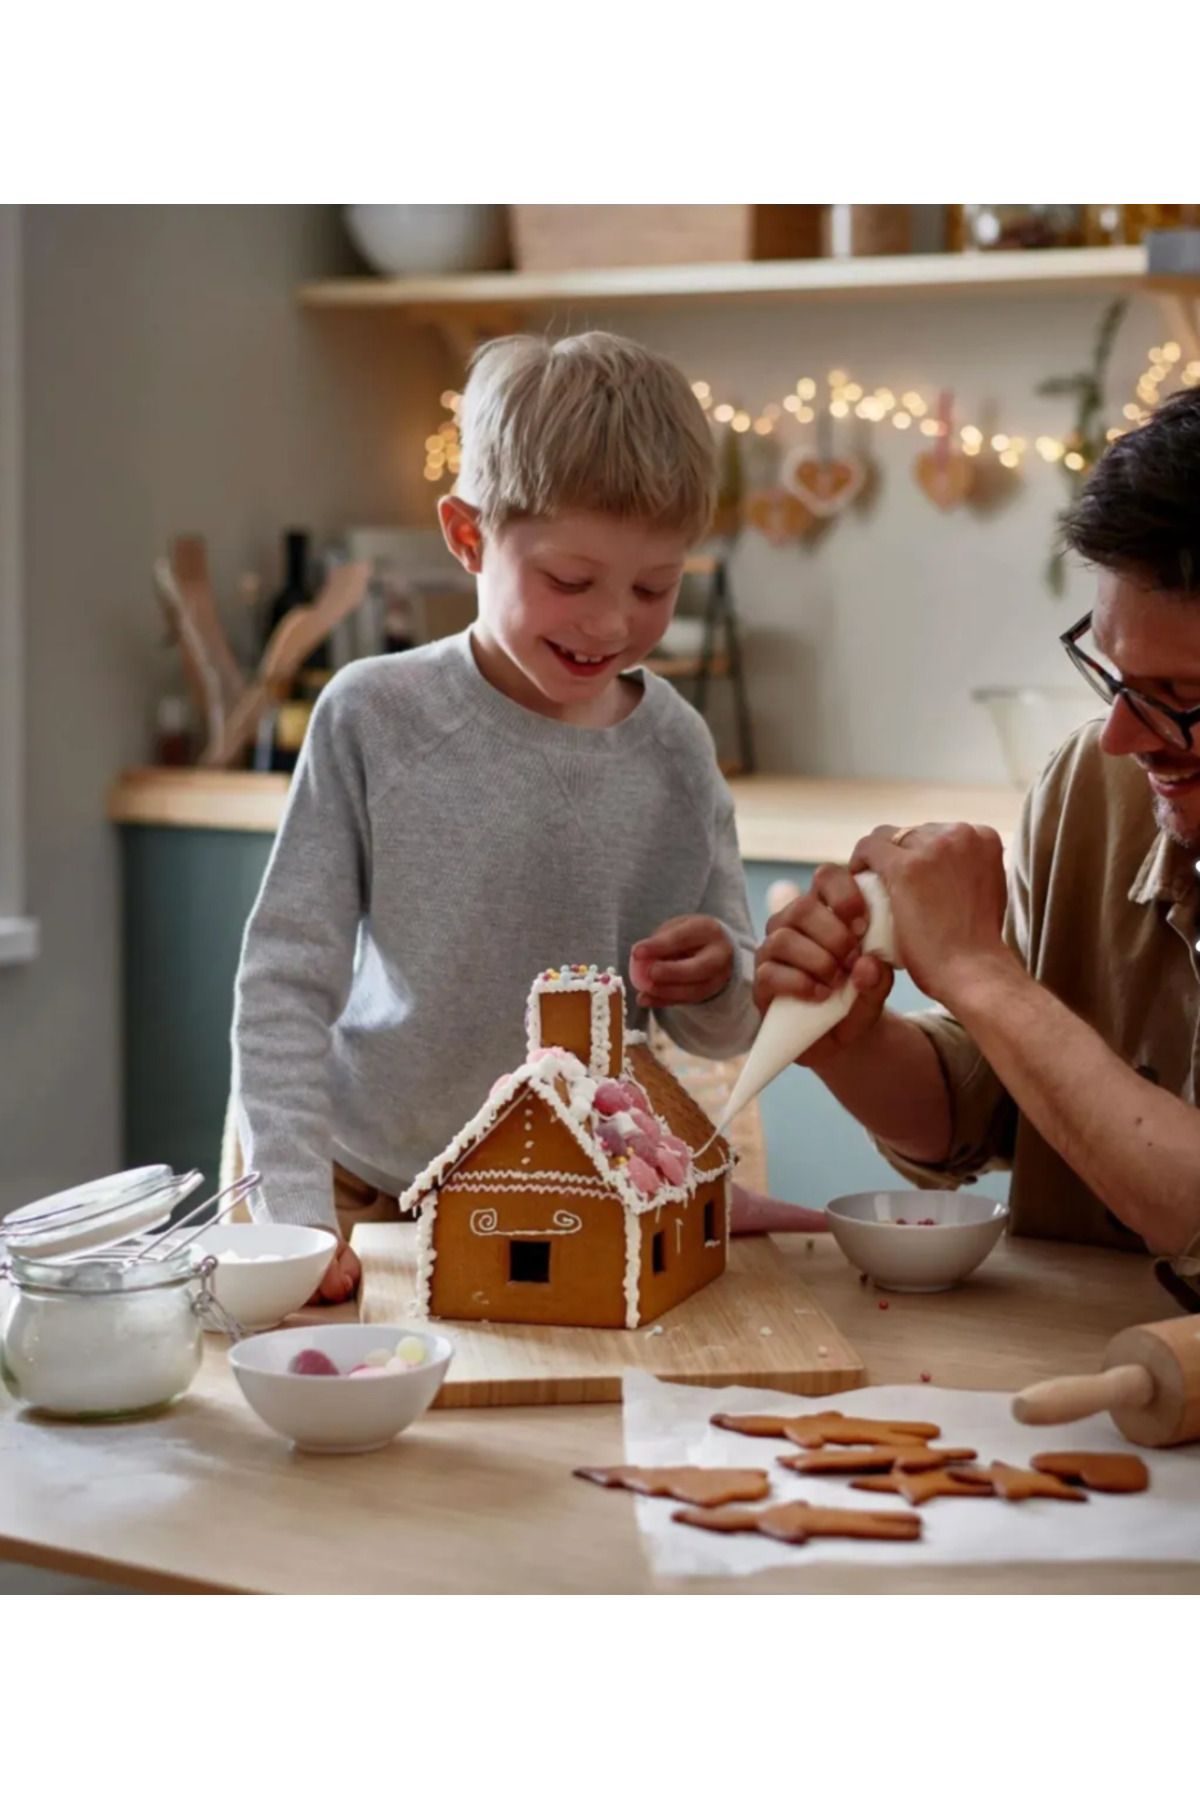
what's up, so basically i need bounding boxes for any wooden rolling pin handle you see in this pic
[1012,1362,1155,1426]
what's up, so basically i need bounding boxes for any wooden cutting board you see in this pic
[355,1223,865,1409]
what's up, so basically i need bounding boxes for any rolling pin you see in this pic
[711,871,901,1135]
[1012,1316,1200,1448]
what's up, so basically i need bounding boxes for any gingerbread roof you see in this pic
[626,1041,731,1183]
[399,1003,735,1221]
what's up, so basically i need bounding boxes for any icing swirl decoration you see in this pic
[469,1208,583,1239]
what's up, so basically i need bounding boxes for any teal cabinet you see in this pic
[743,864,1010,1210]
[122,826,272,1183]
[119,833,1009,1209]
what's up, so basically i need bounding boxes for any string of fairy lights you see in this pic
[422,343,1200,488]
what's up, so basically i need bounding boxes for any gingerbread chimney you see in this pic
[527,965,624,1080]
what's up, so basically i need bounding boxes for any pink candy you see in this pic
[593,1081,627,1116]
[626,1154,662,1197]
[617,1081,650,1112]
[288,1349,339,1377]
[596,1117,627,1156]
[630,1108,662,1143]
[655,1148,688,1186]
[348,1364,391,1379]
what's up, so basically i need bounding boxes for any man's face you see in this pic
[1094,570,1200,850]
[471,510,689,723]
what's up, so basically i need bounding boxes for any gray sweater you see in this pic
[232,631,759,1230]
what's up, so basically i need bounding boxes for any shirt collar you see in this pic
[1128,828,1196,908]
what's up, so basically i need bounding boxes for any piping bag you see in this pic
[705,872,900,1145]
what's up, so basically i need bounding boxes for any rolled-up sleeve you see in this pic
[873,1008,1017,1188]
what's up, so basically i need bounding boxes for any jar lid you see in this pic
[2,1166,192,1260]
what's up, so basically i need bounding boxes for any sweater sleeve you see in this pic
[231,680,370,1230]
[656,791,761,1060]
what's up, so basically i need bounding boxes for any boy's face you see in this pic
[445,504,691,724]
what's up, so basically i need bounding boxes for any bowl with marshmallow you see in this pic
[229,1324,454,1452]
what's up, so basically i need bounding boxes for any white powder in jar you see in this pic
[2,1275,203,1417]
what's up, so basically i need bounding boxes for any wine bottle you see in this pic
[264,530,329,670]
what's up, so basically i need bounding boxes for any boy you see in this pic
[233,330,814,1303]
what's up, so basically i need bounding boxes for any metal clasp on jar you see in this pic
[191,1254,245,1341]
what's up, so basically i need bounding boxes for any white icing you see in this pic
[468,1208,582,1238]
[623,1207,641,1328]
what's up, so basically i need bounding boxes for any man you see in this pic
[756,388,1200,1295]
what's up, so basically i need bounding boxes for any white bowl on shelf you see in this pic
[343,205,508,275]
[229,1324,453,1453]
[825,1190,1008,1293]
[193,1224,334,1332]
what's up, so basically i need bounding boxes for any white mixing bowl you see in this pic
[229,1324,454,1453]
[825,1190,1008,1292]
[194,1224,334,1331]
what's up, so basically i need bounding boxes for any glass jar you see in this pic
[0,1248,217,1419]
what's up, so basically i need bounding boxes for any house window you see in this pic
[704,1200,717,1242]
[509,1240,551,1283]
[652,1230,665,1274]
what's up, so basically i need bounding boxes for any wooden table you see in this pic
[0,1235,1190,1594]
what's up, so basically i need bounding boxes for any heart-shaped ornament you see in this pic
[914,452,975,510]
[781,448,867,518]
[744,486,816,545]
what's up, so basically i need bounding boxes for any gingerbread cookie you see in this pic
[852,1466,995,1504]
[975,1462,1087,1504]
[779,1414,941,1451]
[573,1465,770,1508]
[1029,1452,1149,1494]
[780,1444,977,1477]
[672,1499,922,1544]
[710,1410,842,1440]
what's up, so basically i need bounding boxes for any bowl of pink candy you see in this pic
[229,1324,453,1452]
[825,1190,1008,1293]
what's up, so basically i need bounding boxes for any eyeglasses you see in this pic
[1060,613,1200,753]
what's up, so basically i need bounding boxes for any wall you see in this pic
[0,205,446,1212]
[557,288,1168,781]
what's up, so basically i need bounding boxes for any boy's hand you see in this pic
[310,1239,362,1305]
[630,915,733,1008]
[753,865,894,1067]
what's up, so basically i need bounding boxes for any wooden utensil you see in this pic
[171,536,246,710]
[1012,1315,1200,1448]
[202,560,370,769]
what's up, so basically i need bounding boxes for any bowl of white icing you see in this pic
[192,1224,334,1331]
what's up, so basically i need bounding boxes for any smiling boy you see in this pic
[232,331,783,1300]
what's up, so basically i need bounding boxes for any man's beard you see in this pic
[1152,791,1200,854]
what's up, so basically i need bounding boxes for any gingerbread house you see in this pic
[401,965,735,1328]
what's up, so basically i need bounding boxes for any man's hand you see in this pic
[754,865,894,1067]
[850,822,1009,1005]
[629,915,734,1008]
[310,1239,362,1305]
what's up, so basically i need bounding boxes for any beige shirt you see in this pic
[880,723,1200,1252]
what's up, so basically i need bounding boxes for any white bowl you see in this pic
[229,1324,453,1453]
[825,1190,1008,1292]
[194,1224,334,1331]
[343,204,508,275]
[973,686,1102,788]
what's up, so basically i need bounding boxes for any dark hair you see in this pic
[1060,386,1200,592]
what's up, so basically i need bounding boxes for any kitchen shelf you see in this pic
[298,245,1200,317]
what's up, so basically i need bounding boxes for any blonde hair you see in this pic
[455,331,715,541]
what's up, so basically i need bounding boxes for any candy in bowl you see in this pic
[229,1324,453,1453]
